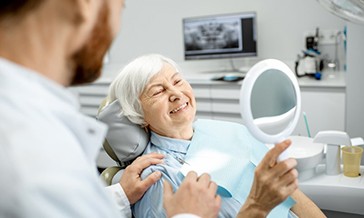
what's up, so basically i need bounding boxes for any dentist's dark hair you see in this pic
[0,0,45,20]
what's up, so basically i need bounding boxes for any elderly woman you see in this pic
[106,54,325,218]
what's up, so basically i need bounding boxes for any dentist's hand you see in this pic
[237,140,298,218]
[119,153,164,204]
[163,171,221,218]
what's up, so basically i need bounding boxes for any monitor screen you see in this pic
[183,12,257,60]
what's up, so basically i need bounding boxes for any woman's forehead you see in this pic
[149,64,179,82]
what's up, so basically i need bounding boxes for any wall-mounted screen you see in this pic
[183,12,257,60]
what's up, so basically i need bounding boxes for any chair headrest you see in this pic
[97,99,149,163]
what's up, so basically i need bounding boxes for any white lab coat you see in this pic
[0,58,131,217]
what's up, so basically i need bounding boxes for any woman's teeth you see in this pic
[170,103,188,114]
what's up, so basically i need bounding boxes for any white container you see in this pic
[288,136,325,181]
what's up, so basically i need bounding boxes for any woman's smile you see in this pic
[170,102,188,114]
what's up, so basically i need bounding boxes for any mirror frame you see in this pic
[240,59,301,145]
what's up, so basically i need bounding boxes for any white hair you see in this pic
[106,54,181,126]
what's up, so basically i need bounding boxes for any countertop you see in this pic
[299,164,364,215]
[297,71,346,88]
[183,70,346,88]
[95,70,346,88]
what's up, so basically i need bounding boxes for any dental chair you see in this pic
[96,98,149,185]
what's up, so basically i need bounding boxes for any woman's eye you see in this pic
[153,89,164,96]
[174,79,182,85]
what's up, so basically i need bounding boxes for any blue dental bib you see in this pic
[180,119,295,218]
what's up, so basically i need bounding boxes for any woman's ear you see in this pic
[142,122,150,131]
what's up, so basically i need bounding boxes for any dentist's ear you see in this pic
[73,0,101,24]
[64,0,102,54]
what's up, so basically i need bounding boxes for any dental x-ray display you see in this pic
[183,12,257,60]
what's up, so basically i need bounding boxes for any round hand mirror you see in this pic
[240,59,301,160]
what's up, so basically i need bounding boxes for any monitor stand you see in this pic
[210,59,246,82]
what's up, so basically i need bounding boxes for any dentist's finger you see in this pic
[184,171,198,183]
[197,173,212,186]
[139,171,162,190]
[131,153,164,173]
[208,181,219,196]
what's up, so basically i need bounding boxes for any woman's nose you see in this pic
[168,88,182,102]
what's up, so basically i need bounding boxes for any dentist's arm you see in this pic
[237,140,299,218]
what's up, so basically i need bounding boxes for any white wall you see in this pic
[346,23,364,139]
[102,0,346,77]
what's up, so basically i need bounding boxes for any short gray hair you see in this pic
[106,54,180,126]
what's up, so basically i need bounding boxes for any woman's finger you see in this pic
[260,140,292,169]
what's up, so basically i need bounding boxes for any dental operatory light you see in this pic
[317,0,364,24]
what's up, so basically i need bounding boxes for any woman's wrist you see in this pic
[237,198,269,218]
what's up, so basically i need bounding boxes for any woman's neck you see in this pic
[150,124,194,140]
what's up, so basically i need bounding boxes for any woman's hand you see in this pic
[163,171,221,218]
[238,140,298,217]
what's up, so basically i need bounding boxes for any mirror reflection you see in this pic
[250,69,297,135]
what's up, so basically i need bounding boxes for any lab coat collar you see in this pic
[66,115,107,163]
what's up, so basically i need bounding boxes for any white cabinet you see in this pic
[190,82,243,123]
